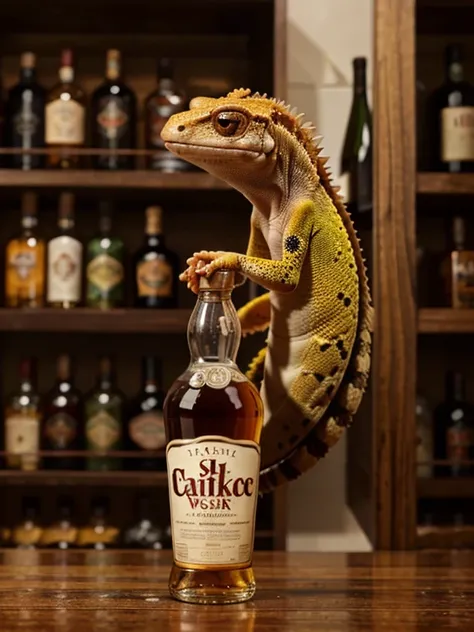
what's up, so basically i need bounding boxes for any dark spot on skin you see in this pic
[285,272,290,279]
[326,384,335,396]
[334,258,339,263]
[338,250,342,256]
[340,349,348,360]
[336,340,344,350]
[306,433,329,459]
[284,235,301,254]
[337,292,344,300]
[349,263,354,269]
[277,442,284,450]
[177,125,185,132]
[344,297,351,307]
[289,434,299,445]
[339,226,343,230]
[330,366,339,377]
[281,278,286,284]
[279,461,301,481]
[314,373,325,382]
[320,343,330,352]
[302,418,311,427]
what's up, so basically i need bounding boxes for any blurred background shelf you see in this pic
[417,173,474,195]
[417,477,474,498]
[418,309,474,333]
[0,470,169,487]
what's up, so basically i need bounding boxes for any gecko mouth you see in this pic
[164,142,262,160]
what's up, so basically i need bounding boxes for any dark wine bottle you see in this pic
[122,495,166,549]
[6,52,46,170]
[428,44,474,173]
[340,57,373,214]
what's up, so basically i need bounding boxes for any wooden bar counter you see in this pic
[0,550,472,631]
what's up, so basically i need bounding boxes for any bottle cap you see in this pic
[106,49,121,80]
[158,58,173,79]
[21,191,37,217]
[58,192,75,220]
[57,354,71,381]
[198,269,236,291]
[61,48,73,67]
[446,44,463,64]
[20,52,36,69]
[145,206,163,234]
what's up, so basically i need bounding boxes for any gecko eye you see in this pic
[213,111,249,137]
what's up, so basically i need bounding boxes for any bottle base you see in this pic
[168,563,256,605]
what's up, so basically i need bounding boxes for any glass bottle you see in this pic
[122,494,165,549]
[164,270,264,605]
[4,357,41,471]
[76,496,119,550]
[12,497,42,549]
[91,49,137,170]
[434,371,474,477]
[340,57,373,214]
[5,191,45,308]
[85,201,125,309]
[6,52,46,170]
[42,354,82,470]
[428,44,474,173]
[47,192,83,308]
[127,356,166,470]
[442,216,474,308]
[133,206,179,308]
[144,58,188,172]
[45,48,86,169]
[39,496,77,549]
[84,356,124,471]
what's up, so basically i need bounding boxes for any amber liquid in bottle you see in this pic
[164,270,263,605]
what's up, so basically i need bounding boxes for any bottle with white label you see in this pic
[45,48,86,169]
[47,192,83,308]
[429,44,474,173]
[164,270,264,605]
[4,357,41,471]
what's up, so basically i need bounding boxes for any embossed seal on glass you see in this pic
[206,366,231,389]
[189,370,206,389]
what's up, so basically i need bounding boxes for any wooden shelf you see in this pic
[418,309,474,333]
[418,477,474,498]
[0,170,231,190]
[0,308,192,333]
[417,173,474,195]
[0,470,168,487]
[417,524,474,549]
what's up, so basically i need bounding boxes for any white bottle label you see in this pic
[47,236,82,303]
[46,99,85,145]
[6,415,40,469]
[166,436,260,569]
[441,106,474,162]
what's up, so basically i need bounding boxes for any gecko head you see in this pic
[161,89,278,181]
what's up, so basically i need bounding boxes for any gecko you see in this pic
[161,88,373,493]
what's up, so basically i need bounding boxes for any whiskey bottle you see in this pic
[6,52,46,170]
[164,270,263,604]
[133,206,179,308]
[84,356,124,471]
[91,49,137,170]
[144,58,188,172]
[434,371,474,477]
[5,192,45,308]
[4,358,41,471]
[47,192,83,308]
[86,201,125,309]
[45,49,86,169]
[122,494,165,549]
[12,497,42,549]
[42,354,82,470]
[39,496,77,549]
[76,496,119,549]
[442,216,474,308]
[127,355,166,470]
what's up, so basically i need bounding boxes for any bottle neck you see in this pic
[58,218,74,232]
[142,356,161,391]
[187,290,240,364]
[21,215,37,230]
[99,374,113,390]
[106,59,121,82]
[447,372,465,402]
[447,60,463,83]
[453,217,466,250]
[20,67,36,84]
[59,65,74,84]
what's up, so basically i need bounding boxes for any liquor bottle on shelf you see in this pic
[127,356,166,470]
[85,201,125,309]
[434,371,474,477]
[122,494,166,549]
[45,48,86,169]
[6,52,46,170]
[144,58,188,172]
[11,497,42,549]
[42,354,82,470]
[91,49,137,170]
[340,57,373,214]
[416,393,433,479]
[47,192,82,309]
[76,496,119,549]
[428,44,474,173]
[84,356,124,471]
[4,357,41,471]
[133,206,179,308]
[5,191,45,308]
[441,215,474,308]
[39,496,77,549]
[164,270,263,605]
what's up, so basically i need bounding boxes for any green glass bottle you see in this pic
[86,201,125,309]
[85,356,124,471]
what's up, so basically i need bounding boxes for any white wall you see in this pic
[285,0,373,552]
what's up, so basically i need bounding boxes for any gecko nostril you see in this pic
[177,125,185,132]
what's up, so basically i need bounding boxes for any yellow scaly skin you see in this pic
[161,89,373,493]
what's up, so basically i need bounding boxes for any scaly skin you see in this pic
[161,88,373,493]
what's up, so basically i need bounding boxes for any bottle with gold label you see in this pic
[4,357,41,471]
[133,206,179,308]
[442,216,474,308]
[5,192,45,308]
[42,354,82,470]
[47,192,83,309]
[40,496,77,549]
[45,48,86,169]
[12,497,42,549]
[85,356,124,471]
[86,201,125,309]
[127,356,166,470]
[76,496,120,549]
[163,270,263,605]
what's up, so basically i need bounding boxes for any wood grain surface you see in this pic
[0,550,472,631]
